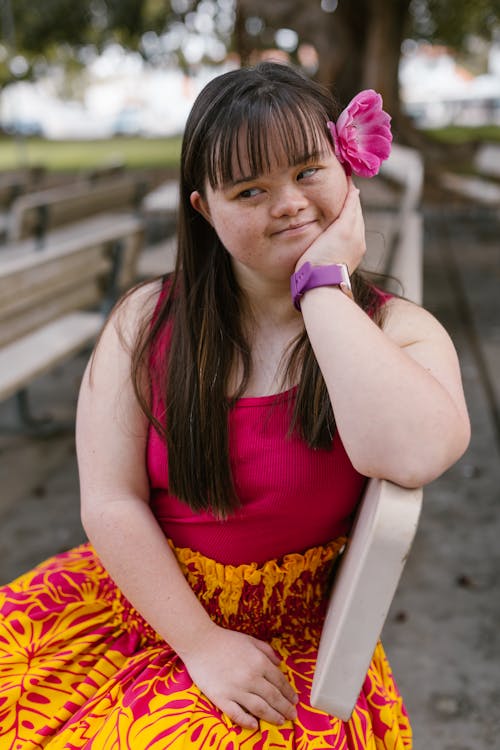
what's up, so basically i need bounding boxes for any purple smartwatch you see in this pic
[290,262,352,310]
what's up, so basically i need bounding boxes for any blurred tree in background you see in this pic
[235,0,410,124]
[1,0,499,129]
[234,0,500,128]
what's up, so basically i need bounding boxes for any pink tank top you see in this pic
[147,283,390,566]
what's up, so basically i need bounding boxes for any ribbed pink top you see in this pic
[147,386,367,565]
[146,281,390,565]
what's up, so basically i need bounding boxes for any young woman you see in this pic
[0,62,469,749]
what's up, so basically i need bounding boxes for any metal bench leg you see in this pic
[0,389,74,437]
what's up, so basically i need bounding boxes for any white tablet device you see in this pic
[310,478,423,720]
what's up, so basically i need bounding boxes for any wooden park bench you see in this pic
[136,233,177,279]
[0,211,143,432]
[311,478,423,719]
[360,142,424,305]
[0,166,46,207]
[135,180,179,279]
[439,142,500,209]
[6,173,147,245]
[0,166,47,243]
[83,159,125,184]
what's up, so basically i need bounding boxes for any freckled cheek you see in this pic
[322,186,348,223]
[208,211,233,244]
[212,216,255,255]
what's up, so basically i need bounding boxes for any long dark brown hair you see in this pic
[132,62,386,518]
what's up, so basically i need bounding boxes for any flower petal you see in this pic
[329,89,392,178]
[345,151,382,178]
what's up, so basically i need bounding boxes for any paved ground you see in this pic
[383,206,500,748]
[1,198,499,749]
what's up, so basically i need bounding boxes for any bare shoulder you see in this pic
[77,280,164,503]
[380,296,454,349]
[109,278,164,347]
[86,278,164,385]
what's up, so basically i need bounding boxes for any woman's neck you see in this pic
[226,260,304,397]
[236,271,300,329]
[227,308,303,399]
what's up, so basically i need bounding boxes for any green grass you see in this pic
[0,135,182,172]
[423,125,500,145]
[4,126,499,173]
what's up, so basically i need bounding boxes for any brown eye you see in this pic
[238,187,261,199]
[298,167,318,180]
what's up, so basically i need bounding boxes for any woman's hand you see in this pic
[296,178,366,274]
[182,624,298,729]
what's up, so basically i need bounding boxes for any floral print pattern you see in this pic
[0,541,411,749]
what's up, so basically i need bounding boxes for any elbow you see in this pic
[80,492,151,540]
[79,494,133,542]
[353,419,472,489]
[80,502,100,541]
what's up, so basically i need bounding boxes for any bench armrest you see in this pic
[310,478,423,720]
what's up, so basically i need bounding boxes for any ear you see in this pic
[190,190,213,225]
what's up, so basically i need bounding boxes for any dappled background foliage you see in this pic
[1,0,500,127]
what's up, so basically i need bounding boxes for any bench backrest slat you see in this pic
[8,176,142,241]
[0,279,106,349]
[0,166,46,208]
[0,213,143,348]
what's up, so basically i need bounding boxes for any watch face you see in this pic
[339,264,352,291]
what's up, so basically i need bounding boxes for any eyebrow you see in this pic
[225,150,329,187]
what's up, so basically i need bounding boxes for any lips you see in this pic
[273,220,316,236]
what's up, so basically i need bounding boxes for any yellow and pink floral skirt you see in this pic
[0,539,411,749]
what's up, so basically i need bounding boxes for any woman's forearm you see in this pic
[81,495,215,659]
[300,286,470,486]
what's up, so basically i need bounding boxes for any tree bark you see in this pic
[313,0,369,106]
[361,0,411,125]
[235,0,414,133]
[234,0,253,67]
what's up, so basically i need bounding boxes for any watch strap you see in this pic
[291,262,351,310]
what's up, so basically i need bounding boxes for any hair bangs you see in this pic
[207,94,331,190]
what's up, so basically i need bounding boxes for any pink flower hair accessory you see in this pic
[327,90,392,178]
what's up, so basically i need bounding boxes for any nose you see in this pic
[270,183,308,218]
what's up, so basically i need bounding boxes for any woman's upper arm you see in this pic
[382,296,470,427]
[76,281,162,514]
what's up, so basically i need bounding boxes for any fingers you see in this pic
[339,182,363,224]
[248,640,298,723]
[251,677,298,722]
[262,662,298,706]
[238,688,295,726]
[252,638,298,706]
[333,182,366,269]
[223,688,296,730]
[184,627,299,730]
[295,178,365,274]
[223,700,259,730]
[225,679,297,729]
[252,637,281,665]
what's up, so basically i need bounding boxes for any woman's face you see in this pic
[190,130,349,288]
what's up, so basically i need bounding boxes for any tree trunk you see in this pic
[313,1,368,107]
[361,0,411,126]
[234,0,253,67]
[235,0,415,136]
